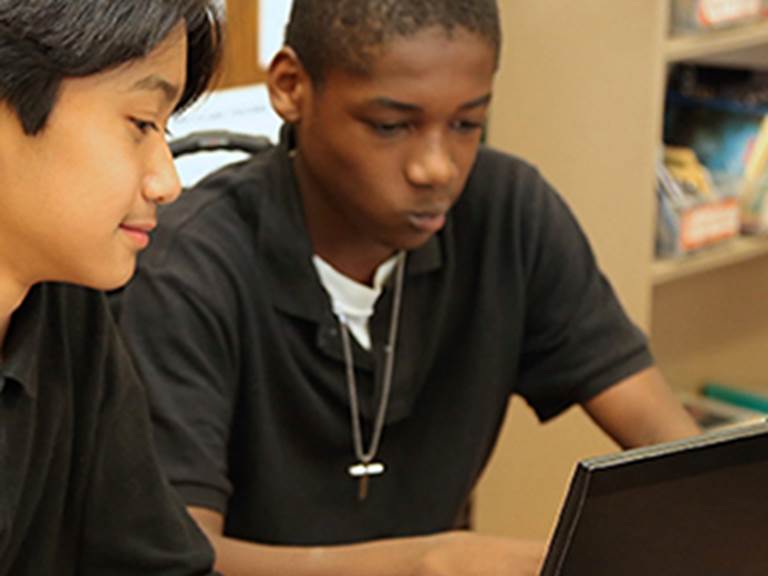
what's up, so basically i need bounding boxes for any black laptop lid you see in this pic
[541,420,768,576]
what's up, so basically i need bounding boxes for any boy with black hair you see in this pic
[118,0,700,574]
[0,1,222,574]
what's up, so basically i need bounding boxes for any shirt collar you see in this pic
[257,124,444,322]
[1,284,46,398]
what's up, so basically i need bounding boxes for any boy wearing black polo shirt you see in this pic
[118,1,700,575]
[0,1,222,574]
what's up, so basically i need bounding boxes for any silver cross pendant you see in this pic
[348,461,385,501]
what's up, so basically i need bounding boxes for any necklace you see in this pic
[337,251,406,501]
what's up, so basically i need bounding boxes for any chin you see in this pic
[79,261,137,292]
[395,231,437,252]
[105,268,137,291]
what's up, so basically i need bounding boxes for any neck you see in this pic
[0,316,8,354]
[0,272,31,353]
[294,155,397,286]
[315,245,397,286]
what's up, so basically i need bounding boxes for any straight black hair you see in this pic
[284,0,501,85]
[0,0,222,135]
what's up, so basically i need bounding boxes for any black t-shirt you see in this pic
[117,131,653,545]
[0,284,216,575]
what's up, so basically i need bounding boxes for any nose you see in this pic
[143,140,182,205]
[405,133,459,189]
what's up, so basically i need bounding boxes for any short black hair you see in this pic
[0,0,222,135]
[284,0,501,84]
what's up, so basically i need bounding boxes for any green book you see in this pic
[702,382,768,414]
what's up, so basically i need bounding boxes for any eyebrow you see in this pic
[131,74,181,104]
[368,93,493,113]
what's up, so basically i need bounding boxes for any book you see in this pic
[702,381,768,413]
[665,92,765,197]
[663,65,768,234]
[671,0,765,34]
[740,115,768,232]
[655,146,741,257]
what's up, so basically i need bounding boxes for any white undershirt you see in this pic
[312,254,399,351]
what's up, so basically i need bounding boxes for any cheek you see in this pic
[308,136,386,197]
[57,136,143,211]
[334,135,405,185]
[453,138,482,178]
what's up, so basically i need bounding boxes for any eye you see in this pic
[130,117,171,137]
[367,121,411,138]
[130,117,161,135]
[450,119,484,134]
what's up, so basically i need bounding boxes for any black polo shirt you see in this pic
[117,129,653,545]
[0,283,215,575]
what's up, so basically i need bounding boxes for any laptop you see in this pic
[540,419,768,576]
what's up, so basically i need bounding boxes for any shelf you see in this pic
[666,20,768,68]
[652,235,768,285]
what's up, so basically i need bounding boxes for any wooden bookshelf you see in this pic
[666,19,768,68]
[658,19,768,285]
[652,235,768,285]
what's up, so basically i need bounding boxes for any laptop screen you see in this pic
[541,420,768,576]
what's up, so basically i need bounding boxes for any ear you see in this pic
[267,47,310,124]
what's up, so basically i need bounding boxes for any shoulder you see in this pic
[470,146,546,187]
[28,284,134,404]
[46,284,123,359]
[472,145,541,179]
[145,145,288,267]
[445,147,593,279]
[453,146,567,236]
[32,283,111,331]
[162,145,284,234]
[460,146,561,215]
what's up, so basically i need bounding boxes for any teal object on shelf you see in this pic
[702,382,768,414]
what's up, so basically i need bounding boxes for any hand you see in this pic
[414,531,546,576]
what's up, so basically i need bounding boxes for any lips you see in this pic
[407,210,447,234]
[119,220,156,249]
